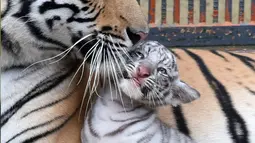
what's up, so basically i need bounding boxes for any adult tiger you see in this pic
[158,49,255,143]
[1,0,148,142]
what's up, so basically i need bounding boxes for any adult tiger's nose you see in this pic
[126,27,149,45]
[137,65,150,78]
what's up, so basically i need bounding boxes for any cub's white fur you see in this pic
[82,41,200,143]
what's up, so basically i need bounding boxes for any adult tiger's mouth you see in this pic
[126,28,141,45]
[126,27,148,45]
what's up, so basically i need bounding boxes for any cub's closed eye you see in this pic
[130,51,144,59]
[135,51,144,59]
[157,67,167,74]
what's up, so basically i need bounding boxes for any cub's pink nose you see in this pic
[137,65,150,78]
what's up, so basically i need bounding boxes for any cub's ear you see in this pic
[172,80,200,104]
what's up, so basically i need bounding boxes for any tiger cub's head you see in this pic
[119,41,200,107]
[2,0,148,66]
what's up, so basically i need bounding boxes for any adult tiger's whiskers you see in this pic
[68,40,100,88]
[110,36,135,111]
[23,33,94,73]
[76,38,97,54]
[116,43,134,63]
[2,15,34,28]
[106,48,119,98]
[90,41,104,95]
[80,39,103,119]
[102,47,107,88]
[106,51,114,102]
[108,43,127,112]
[113,37,137,106]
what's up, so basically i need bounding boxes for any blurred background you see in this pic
[138,0,255,51]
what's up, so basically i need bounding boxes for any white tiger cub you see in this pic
[82,41,200,143]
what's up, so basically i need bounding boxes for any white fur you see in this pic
[82,87,195,143]
[119,79,143,100]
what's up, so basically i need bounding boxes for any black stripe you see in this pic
[169,49,181,60]
[0,68,74,127]
[87,24,96,28]
[86,3,97,14]
[1,29,21,56]
[21,109,77,143]
[1,0,11,18]
[245,87,255,95]
[110,111,152,122]
[21,86,78,118]
[128,118,155,136]
[171,53,175,69]
[79,0,90,4]
[39,2,80,14]
[45,16,61,31]
[228,52,255,71]
[109,40,127,48]
[137,133,154,143]
[12,0,68,49]
[81,6,90,11]
[118,105,143,113]
[163,90,170,97]
[184,49,249,143]
[105,111,153,136]
[6,116,65,143]
[2,65,28,72]
[88,106,100,137]
[67,7,103,23]
[38,46,66,52]
[210,50,228,62]
[172,106,190,136]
